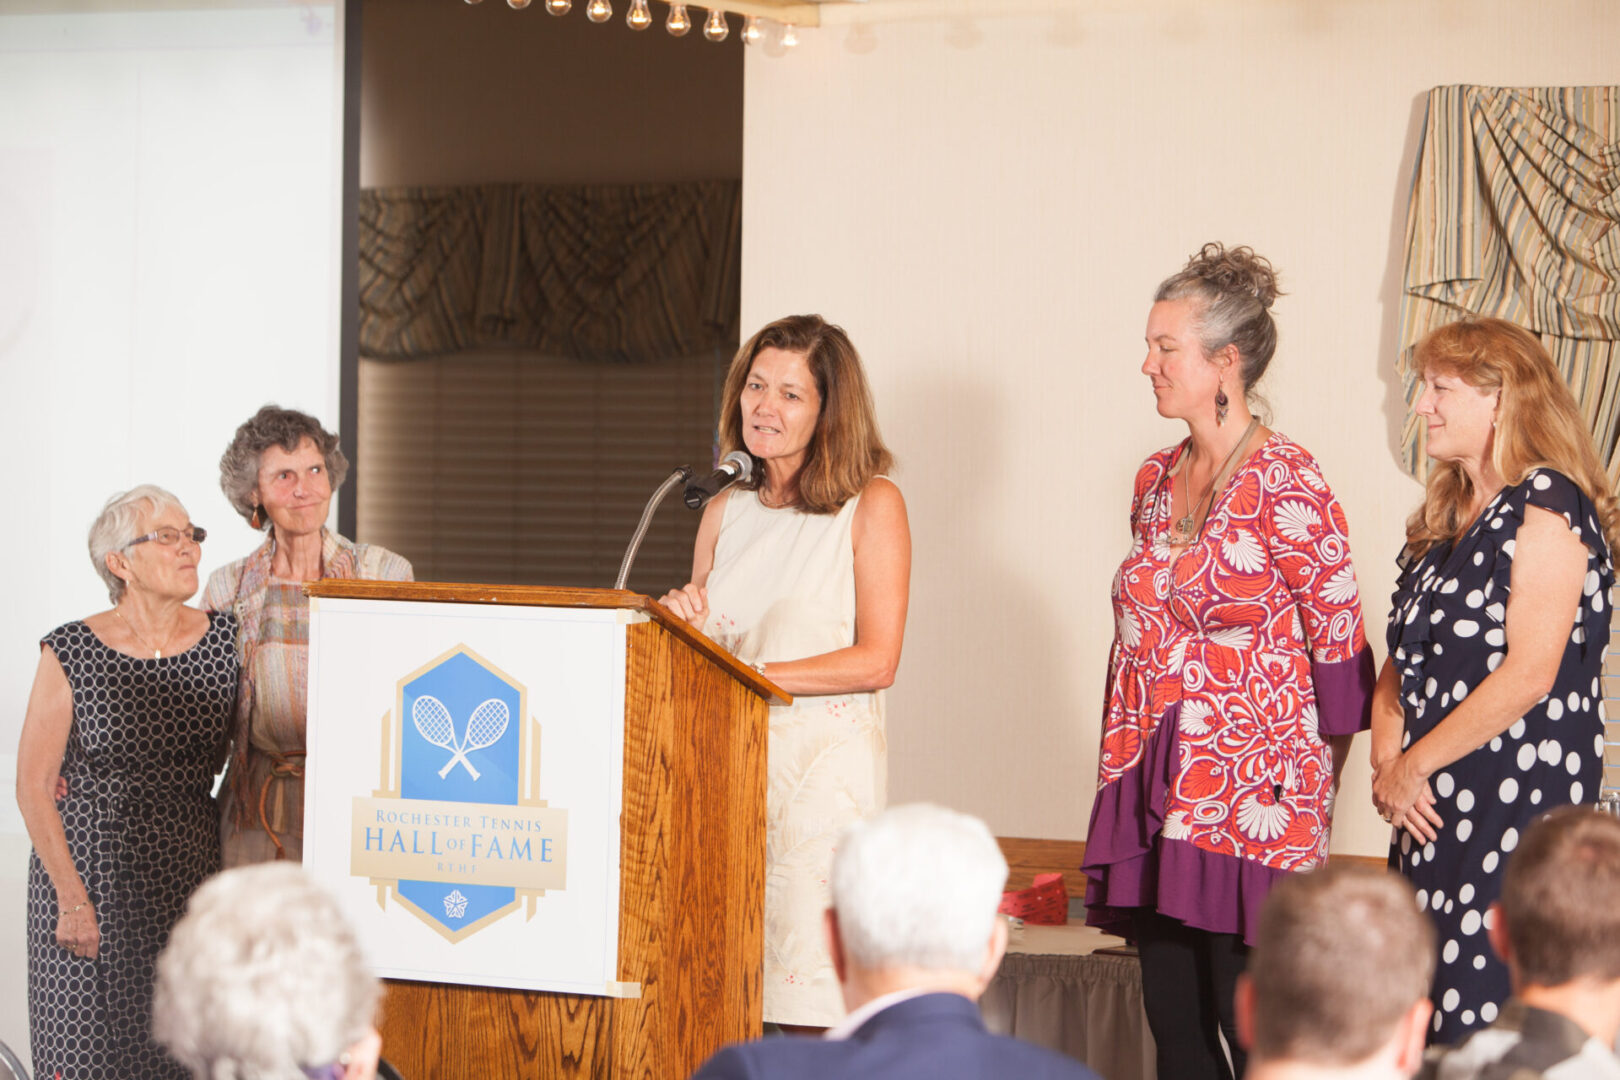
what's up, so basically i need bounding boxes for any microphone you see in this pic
[684,451,754,510]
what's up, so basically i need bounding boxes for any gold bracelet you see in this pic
[61,900,88,915]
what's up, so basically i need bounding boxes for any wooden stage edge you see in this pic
[997,837,1387,892]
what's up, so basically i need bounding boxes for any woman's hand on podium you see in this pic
[658,582,709,629]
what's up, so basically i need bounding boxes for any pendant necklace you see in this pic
[1171,418,1260,544]
[114,607,174,658]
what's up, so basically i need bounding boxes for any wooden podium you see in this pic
[304,581,785,1079]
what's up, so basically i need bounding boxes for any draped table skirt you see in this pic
[980,923,1155,1080]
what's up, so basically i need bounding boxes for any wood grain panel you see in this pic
[997,837,1084,893]
[376,614,767,1077]
[613,621,767,1076]
[995,837,1391,894]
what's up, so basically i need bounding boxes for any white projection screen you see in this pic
[0,1,348,1056]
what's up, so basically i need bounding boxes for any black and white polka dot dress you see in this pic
[1387,469,1610,1045]
[27,614,238,1080]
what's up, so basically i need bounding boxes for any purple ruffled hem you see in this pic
[1313,648,1376,737]
[1084,836,1289,947]
[1081,702,1292,946]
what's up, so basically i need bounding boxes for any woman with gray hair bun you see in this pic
[154,863,383,1080]
[1083,244,1375,1080]
[203,405,412,866]
[17,485,238,1080]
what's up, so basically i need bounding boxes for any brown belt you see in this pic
[256,749,306,860]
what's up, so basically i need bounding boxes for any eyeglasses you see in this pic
[124,525,207,549]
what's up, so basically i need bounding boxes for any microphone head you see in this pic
[721,450,753,480]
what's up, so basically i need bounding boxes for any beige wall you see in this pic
[361,0,741,187]
[740,0,1620,855]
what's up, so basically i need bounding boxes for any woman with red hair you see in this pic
[1374,316,1618,1044]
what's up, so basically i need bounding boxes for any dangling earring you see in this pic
[1215,384,1230,426]
[250,505,263,530]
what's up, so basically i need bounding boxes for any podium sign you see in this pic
[304,597,633,996]
[300,581,779,1078]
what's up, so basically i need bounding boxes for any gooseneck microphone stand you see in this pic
[615,465,694,590]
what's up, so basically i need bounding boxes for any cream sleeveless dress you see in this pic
[703,486,889,1027]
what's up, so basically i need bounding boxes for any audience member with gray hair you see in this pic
[1238,864,1435,1080]
[1418,806,1620,1080]
[18,485,238,1080]
[154,862,383,1080]
[689,803,1099,1080]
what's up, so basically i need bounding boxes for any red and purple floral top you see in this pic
[1083,434,1374,943]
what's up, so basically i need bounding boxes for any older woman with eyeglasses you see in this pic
[203,405,411,866]
[17,485,239,1080]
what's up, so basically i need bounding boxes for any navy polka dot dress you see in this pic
[26,614,238,1080]
[1387,469,1610,1045]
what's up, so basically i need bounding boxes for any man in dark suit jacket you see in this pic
[689,803,1099,1080]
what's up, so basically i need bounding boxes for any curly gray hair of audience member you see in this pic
[154,863,381,1080]
[831,803,1008,974]
[218,405,350,528]
[87,484,188,604]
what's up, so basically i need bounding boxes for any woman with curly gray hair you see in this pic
[154,863,383,1080]
[1082,244,1375,1080]
[203,405,412,865]
[18,485,238,1080]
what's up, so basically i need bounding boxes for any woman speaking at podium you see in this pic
[203,405,413,866]
[660,315,911,1030]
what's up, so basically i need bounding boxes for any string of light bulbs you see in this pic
[467,0,800,46]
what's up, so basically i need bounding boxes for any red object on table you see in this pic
[998,872,1068,925]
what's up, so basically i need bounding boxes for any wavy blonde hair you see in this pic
[718,314,894,514]
[1405,316,1620,559]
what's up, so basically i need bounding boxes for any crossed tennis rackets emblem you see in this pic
[410,694,511,780]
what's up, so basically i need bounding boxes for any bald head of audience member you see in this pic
[1490,805,1620,1046]
[1238,865,1436,1078]
[825,803,1011,1011]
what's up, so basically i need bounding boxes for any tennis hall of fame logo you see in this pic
[349,644,568,942]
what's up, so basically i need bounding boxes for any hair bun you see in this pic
[1186,242,1283,309]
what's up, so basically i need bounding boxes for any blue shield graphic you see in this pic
[398,649,523,934]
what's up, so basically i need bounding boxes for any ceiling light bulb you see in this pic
[702,7,728,41]
[508,0,531,8]
[545,0,571,12]
[665,2,690,34]
[626,0,651,28]
[741,14,761,44]
[465,0,485,5]
[781,21,797,47]
[586,0,611,21]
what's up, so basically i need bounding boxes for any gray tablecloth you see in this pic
[980,925,1155,1080]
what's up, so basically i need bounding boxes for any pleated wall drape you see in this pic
[354,179,740,591]
[1397,84,1620,482]
[359,179,742,363]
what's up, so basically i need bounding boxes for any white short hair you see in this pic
[830,803,1008,973]
[154,864,380,1080]
[86,484,186,603]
